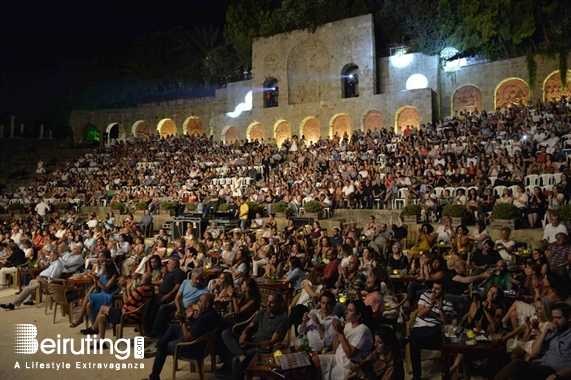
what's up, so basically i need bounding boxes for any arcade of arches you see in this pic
[79,70,569,144]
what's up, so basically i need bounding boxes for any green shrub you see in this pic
[442,204,466,217]
[303,200,323,213]
[186,202,197,211]
[491,203,521,220]
[110,202,125,210]
[135,202,148,210]
[401,204,422,216]
[8,202,24,211]
[272,202,289,214]
[54,202,70,210]
[554,204,571,222]
[160,201,174,210]
[218,203,230,212]
[246,201,263,215]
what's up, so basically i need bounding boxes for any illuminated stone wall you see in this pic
[69,14,566,143]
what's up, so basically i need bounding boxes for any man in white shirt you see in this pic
[298,291,338,351]
[541,215,569,250]
[1,250,64,309]
[10,225,22,244]
[34,199,49,221]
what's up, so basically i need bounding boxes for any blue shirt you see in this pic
[179,280,208,308]
[285,267,306,289]
[540,328,571,371]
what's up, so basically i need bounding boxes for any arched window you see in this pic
[341,64,359,98]
[263,77,279,108]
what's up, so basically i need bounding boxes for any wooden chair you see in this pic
[47,283,81,324]
[9,261,30,290]
[231,309,257,335]
[42,278,66,313]
[172,327,218,380]
[113,299,150,339]
[379,292,407,331]
[285,291,302,346]
[404,309,441,374]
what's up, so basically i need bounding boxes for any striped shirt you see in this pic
[122,283,154,323]
[413,290,454,328]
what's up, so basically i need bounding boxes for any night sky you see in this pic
[0,0,232,123]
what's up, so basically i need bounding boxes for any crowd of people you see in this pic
[0,96,571,380]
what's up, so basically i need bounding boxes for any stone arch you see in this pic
[329,113,351,140]
[221,125,239,144]
[341,63,359,98]
[83,124,100,143]
[274,119,292,146]
[263,77,279,108]
[183,116,203,136]
[451,84,483,115]
[105,123,124,144]
[157,118,177,138]
[287,38,330,105]
[247,122,265,142]
[494,78,530,109]
[363,110,384,132]
[543,70,571,102]
[300,117,320,144]
[395,106,420,133]
[132,120,151,139]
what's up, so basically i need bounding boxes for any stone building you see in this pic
[68,14,571,145]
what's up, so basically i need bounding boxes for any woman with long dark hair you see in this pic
[70,258,119,328]
[314,300,374,380]
[347,326,405,380]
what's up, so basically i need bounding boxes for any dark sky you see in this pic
[0,0,232,123]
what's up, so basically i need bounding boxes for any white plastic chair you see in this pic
[525,174,539,187]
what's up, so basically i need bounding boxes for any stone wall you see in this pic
[68,14,567,143]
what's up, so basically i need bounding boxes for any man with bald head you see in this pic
[484,260,513,292]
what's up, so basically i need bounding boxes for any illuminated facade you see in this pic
[69,14,570,144]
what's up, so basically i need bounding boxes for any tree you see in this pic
[224,0,281,66]
[125,26,197,92]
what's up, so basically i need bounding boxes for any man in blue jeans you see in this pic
[221,293,288,380]
[144,293,221,380]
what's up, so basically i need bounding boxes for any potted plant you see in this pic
[8,202,24,214]
[186,202,198,212]
[490,203,521,230]
[247,201,263,219]
[135,202,148,214]
[555,204,571,231]
[218,203,230,212]
[110,201,126,214]
[303,200,323,219]
[442,204,467,226]
[401,204,422,224]
[272,202,289,219]
[160,201,175,216]
[54,202,70,212]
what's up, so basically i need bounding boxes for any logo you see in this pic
[14,324,38,354]
[13,324,144,360]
